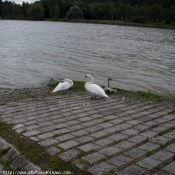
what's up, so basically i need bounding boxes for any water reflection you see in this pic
[0,20,175,95]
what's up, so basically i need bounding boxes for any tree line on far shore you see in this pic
[0,0,175,24]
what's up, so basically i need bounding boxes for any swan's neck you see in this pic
[89,75,94,84]
[108,79,110,87]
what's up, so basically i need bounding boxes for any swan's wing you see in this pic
[52,81,72,92]
[85,84,108,97]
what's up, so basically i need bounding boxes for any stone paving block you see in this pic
[37,132,54,140]
[47,146,60,156]
[85,126,101,133]
[90,114,104,118]
[104,126,121,133]
[12,118,27,124]
[88,161,116,175]
[55,134,75,142]
[38,138,58,147]
[78,116,92,122]
[58,140,79,150]
[164,144,175,153]
[97,122,114,129]
[154,118,168,124]
[152,136,172,145]
[133,124,151,132]
[128,135,147,144]
[137,157,161,170]
[36,117,51,122]
[126,119,142,125]
[139,142,160,152]
[99,146,121,156]
[25,125,40,131]
[110,119,124,125]
[66,120,80,126]
[124,147,147,159]
[69,124,84,131]
[36,126,53,133]
[53,128,70,135]
[153,170,174,175]
[144,121,158,126]
[163,162,175,174]
[12,124,25,129]
[11,155,28,170]
[59,149,80,161]
[72,130,89,137]
[0,137,12,149]
[150,150,174,162]
[23,130,41,137]
[82,152,105,164]
[121,129,138,136]
[108,155,133,168]
[25,120,38,125]
[38,121,53,126]
[52,118,67,123]
[117,165,147,175]
[2,147,20,161]
[78,143,100,152]
[163,131,175,139]
[76,135,94,143]
[108,133,128,141]
[115,141,136,150]
[53,123,68,129]
[162,115,175,121]
[117,123,132,130]
[162,123,175,128]
[104,115,118,120]
[91,131,108,138]
[151,126,168,133]
[140,130,157,138]
[94,138,113,147]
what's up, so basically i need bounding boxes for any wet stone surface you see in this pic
[0,86,175,175]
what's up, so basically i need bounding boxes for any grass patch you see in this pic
[45,18,175,30]
[78,158,89,166]
[0,121,90,175]
[0,148,11,156]
[146,150,157,157]
[47,79,85,92]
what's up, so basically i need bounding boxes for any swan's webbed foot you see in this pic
[106,97,110,101]
[91,95,97,99]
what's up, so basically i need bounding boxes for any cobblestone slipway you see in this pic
[0,87,175,175]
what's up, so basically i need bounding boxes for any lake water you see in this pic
[0,20,175,95]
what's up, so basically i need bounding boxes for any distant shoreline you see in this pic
[46,18,175,30]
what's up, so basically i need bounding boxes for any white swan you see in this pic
[103,78,117,94]
[84,74,109,99]
[52,79,73,94]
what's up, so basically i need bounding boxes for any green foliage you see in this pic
[132,15,145,23]
[1,0,175,24]
[66,5,83,19]
[27,3,44,20]
[54,5,60,20]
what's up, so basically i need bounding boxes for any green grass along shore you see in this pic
[46,18,175,30]
[47,79,175,104]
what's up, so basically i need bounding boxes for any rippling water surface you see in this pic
[0,20,175,94]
